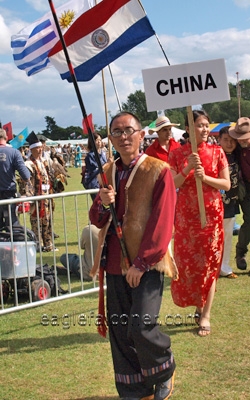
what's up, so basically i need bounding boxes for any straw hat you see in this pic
[148,116,180,134]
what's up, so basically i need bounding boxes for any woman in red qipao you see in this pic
[168,109,230,337]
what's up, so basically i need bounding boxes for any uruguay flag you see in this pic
[49,0,155,82]
[9,127,29,149]
[11,0,95,77]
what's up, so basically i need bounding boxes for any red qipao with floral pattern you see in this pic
[168,142,228,308]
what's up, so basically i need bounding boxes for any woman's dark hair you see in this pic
[87,132,102,151]
[109,111,142,131]
[185,109,211,127]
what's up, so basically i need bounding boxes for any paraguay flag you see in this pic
[49,0,155,82]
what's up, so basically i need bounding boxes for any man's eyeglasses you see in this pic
[110,127,140,138]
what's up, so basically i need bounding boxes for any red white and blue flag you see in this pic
[49,0,155,82]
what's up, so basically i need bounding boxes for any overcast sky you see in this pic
[1,0,250,134]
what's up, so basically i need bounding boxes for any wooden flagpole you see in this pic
[137,0,206,228]
[108,65,122,111]
[186,106,207,228]
[95,0,112,159]
[101,69,113,159]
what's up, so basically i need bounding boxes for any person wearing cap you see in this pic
[0,128,30,228]
[145,116,181,162]
[37,134,51,162]
[229,117,250,271]
[168,109,230,337]
[20,132,57,252]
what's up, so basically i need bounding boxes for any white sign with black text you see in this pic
[142,59,230,111]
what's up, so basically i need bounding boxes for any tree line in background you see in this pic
[39,80,250,140]
[40,116,85,141]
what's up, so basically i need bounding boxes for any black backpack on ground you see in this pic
[34,264,68,297]
[0,225,37,243]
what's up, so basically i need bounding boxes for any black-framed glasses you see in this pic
[110,127,140,138]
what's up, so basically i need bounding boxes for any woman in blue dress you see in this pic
[74,143,82,168]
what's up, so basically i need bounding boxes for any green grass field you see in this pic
[0,168,250,400]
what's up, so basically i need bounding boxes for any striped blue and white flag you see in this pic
[11,0,95,77]
[49,0,155,82]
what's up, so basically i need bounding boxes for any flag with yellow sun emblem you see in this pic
[9,127,29,149]
[59,9,76,29]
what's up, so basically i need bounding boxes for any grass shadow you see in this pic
[161,325,198,336]
[0,332,108,355]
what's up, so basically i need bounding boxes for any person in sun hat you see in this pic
[37,134,51,163]
[229,117,250,271]
[145,116,181,162]
[19,132,57,252]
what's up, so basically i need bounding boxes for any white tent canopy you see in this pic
[47,126,186,147]
[55,139,88,146]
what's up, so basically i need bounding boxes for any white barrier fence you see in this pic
[0,189,101,315]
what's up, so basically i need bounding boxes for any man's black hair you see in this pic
[109,112,142,131]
